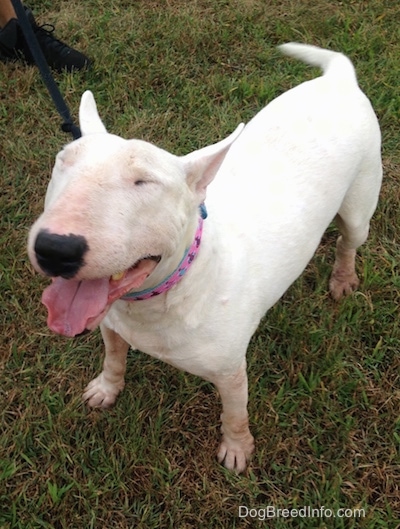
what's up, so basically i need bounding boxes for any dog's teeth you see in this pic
[112,272,125,281]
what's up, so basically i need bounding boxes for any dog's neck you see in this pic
[120,206,206,301]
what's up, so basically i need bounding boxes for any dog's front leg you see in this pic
[212,360,255,473]
[83,324,129,408]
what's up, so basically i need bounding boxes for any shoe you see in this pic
[0,7,91,72]
[0,18,27,63]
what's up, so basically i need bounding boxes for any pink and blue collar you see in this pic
[121,207,206,301]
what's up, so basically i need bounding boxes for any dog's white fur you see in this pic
[28,43,382,472]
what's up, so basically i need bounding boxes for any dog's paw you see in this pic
[217,435,255,473]
[329,270,360,301]
[82,373,124,408]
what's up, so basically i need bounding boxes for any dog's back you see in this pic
[206,43,381,312]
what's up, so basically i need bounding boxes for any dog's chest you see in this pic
[103,300,198,364]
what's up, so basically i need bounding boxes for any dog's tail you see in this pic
[278,42,357,82]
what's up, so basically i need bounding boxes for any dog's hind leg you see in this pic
[329,162,382,301]
[329,221,364,301]
[211,360,255,473]
[83,324,129,407]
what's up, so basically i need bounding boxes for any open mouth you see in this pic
[41,255,161,338]
[109,255,161,297]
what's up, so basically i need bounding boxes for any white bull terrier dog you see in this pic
[28,43,382,473]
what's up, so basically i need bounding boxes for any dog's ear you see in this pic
[79,91,108,135]
[181,123,244,202]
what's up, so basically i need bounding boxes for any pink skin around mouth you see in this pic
[41,258,159,337]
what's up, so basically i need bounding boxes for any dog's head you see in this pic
[28,91,243,337]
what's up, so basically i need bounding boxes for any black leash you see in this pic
[10,0,81,140]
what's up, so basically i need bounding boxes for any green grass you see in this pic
[1,0,400,527]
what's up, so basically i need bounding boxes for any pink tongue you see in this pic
[41,260,157,337]
[42,277,110,337]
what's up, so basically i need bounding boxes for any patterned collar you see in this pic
[120,208,206,301]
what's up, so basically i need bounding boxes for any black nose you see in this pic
[34,230,89,278]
